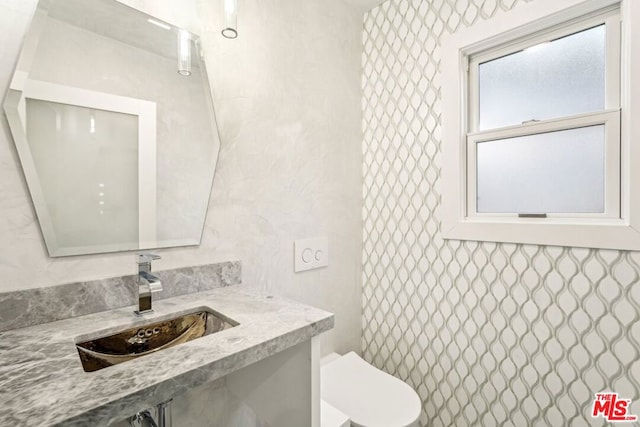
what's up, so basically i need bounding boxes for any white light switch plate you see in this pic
[294,237,328,272]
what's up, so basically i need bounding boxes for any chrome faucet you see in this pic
[135,254,162,315]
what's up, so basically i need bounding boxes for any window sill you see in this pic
[441,218,640,250]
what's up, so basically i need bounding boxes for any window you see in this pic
[442,0,640,250]
[468,12,620,219]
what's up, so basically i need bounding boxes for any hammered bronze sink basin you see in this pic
[76,310,238,372]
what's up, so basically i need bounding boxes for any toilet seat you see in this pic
[321,352,421,427]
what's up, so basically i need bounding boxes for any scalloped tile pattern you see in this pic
[361,1,640,425]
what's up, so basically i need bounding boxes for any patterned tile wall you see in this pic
[361,1,640,425]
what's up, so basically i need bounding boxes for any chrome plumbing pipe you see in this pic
[129,399,172,427]
[157,399,172,427]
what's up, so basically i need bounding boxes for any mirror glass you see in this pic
[4,0,221,257]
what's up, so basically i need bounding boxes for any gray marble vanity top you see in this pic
[0,285,334,426]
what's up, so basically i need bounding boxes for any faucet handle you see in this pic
[137,253,161,265]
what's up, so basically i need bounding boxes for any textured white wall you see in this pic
[0,0,363,354]
[362,1,640,426]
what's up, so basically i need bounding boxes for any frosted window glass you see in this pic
[478,25,605,130]
[26,99,139,248]
[476,126,605,213]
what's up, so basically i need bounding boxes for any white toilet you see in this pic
[321,352,421,427]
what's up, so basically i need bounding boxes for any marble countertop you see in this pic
[0,285,334,426]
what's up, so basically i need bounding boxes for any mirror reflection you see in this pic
[3,0,221,257]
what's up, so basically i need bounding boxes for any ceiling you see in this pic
[345,0,388,13]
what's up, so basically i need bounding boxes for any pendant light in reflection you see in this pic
[89,110,96,134]
[222,0,238,39]
[178,29,192,76]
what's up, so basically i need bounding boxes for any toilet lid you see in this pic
[321,352,421,427]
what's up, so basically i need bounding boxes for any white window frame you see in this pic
[468,11,620,220]
[441,0,640,250]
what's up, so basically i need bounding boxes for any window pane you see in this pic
[476,126,605,213]
[478,25,605,130]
